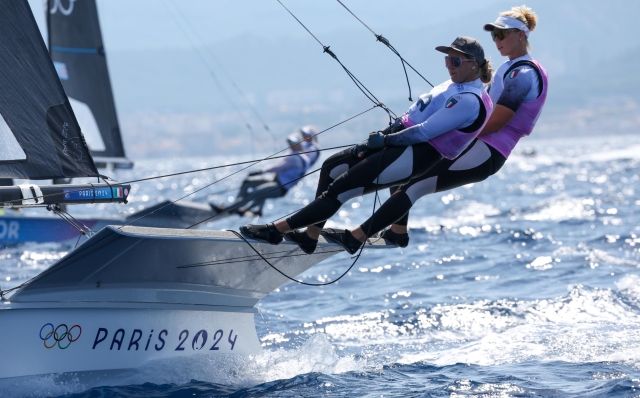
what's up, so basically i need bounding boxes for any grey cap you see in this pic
[436,36,485,66]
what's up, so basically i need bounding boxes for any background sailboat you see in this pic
[47,0,131,169]
[0,0,218,245]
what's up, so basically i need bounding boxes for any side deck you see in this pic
[7,226,394,309]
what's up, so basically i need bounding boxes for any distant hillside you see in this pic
[101,0,640,156]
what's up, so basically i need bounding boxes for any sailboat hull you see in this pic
[0,306,261,379]
[0,214,112,244]
[0,226,395,379]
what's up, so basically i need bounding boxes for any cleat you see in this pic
[321,228,363,255]
[285,230,318,254]
[239,223,283,245]
[377,229,409,248]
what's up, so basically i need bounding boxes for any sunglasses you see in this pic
[491,29,518,41]
[444,55,475,69]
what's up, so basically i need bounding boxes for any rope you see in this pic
[335,0,435,101]
[122,106,378,228]
[276,0,396,121]
[1,106,376,207]
[224,140,388,288]
[186,162,324,229]
[229,230,363,286]
[126,145,351,184]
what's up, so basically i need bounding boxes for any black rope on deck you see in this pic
[228,230,363,286]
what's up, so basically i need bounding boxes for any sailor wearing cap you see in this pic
[380,6,548,248]
[212,132,310,217]
[240,36,494,254]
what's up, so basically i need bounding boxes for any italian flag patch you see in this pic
[445,98,458,108]
[509,69,519,79]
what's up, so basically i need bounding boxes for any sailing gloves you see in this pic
[350,118,406,159]
[366,131,386,149]
[350,139,370,158]
[350,131,386,159]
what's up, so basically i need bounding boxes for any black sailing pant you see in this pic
[228,174,287,213]
[359,139,507,235]
[286,143,443,231]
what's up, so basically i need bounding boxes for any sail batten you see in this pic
[0,0,98,180]
[47,0,131,166]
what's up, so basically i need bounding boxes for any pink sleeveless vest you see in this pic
[480,59,548,158]
[402,90,494,160]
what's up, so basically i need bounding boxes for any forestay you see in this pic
[0,0,97,180]
[47,0,132,168]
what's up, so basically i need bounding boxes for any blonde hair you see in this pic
[479,59,494,84]
[500,5,538,51]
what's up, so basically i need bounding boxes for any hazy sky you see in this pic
[27,1,638,116]
[30,0,504,50]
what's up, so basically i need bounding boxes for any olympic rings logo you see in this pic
[39,323,82,349]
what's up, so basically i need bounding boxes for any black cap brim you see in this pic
[435,45,474,58]
[483,22,509,31]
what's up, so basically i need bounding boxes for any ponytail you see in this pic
[479,59,494,84]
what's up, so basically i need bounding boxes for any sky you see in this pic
[25,1,640,156]
[30,0,505,50]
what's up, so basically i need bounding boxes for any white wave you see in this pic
[0,373,85,398]
[518,195,596,222]
[0,335,366,397]
[616,274,640,297]
[553,245,640,268]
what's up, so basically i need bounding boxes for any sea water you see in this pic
[1,134,640,397]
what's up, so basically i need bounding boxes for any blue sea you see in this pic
[2,134,640,397]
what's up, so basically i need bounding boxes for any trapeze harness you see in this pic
[365,55,549,233]
[285,78,492,231]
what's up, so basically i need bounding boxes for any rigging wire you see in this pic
[126,144,351,184]
[121,106,379,228]
[222,147,387,287]
[0,106,376,207]
[335,0,435,101]
[162,0,256,157]
[276,0,396,121]
[169,1,279,146]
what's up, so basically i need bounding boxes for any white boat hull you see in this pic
[0,306,260,379]
[0,225,394,379]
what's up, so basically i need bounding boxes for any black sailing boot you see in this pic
[239,223,283,245]
[321,228,363,255]
[285,230,318,254]
[378,229,409,248]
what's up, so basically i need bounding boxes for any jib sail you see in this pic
[0,0,98,180]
